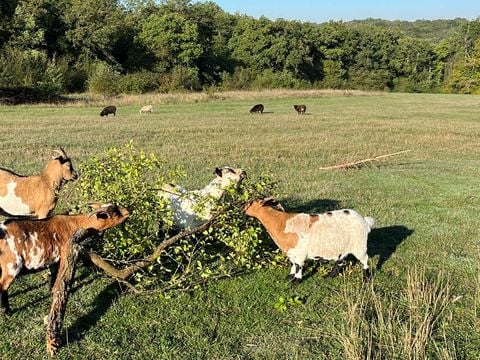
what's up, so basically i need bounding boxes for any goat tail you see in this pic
[364,216,376,230]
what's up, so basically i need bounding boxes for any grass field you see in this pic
[0,90,479,359]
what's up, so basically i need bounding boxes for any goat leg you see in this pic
[325,260,344,278]
[49,263,59,291]
[0,291,11,315]
[363,268,372,282]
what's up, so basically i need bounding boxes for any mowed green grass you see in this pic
[0,91,479,359]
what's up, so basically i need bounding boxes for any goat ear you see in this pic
[96,211,110,220]
[214,167,223,177]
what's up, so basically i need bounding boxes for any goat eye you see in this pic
[97,212,109,219]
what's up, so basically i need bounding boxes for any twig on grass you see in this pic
[319,150,411,170]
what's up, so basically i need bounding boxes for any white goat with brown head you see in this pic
[0,148,78,219]
[159,167,246,230]
[0,203,129,315]
[244,198,375,282]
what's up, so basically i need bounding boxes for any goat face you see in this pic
[59,157,78,181]
[244,197,282,216]
[53,148,78,181]
[214,167,246,188]
[87,203,130,232]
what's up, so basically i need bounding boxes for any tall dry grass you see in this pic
[339,267,457,360]
[62,88,381,107]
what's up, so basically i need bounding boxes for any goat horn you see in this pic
[52,148,67,159]
[87,202,103,210]
[276,203,286,211]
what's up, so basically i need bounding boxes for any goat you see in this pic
[250,104,264,114]
[139,105,153,114]
[159,167,246,230]
[100,105,116,117]
[293,104,307,115]
[0,203,129,314]
[244,198,375,282]
[0,148,77,219]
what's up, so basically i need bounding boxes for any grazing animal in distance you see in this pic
[293,104,307,115]
[244,197,375,282]
[159,167,246,230]
[250,104,264,114]
[100,105,117,117]
[0,148,78,219]
[139,105,153,114]
[0,203,129,315]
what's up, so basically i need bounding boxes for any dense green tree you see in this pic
[62,0,124,64]
[0,0,477,96]
[228,16,322,84]
[188,1,236,83]
[443,19,480,93]
[138,11,202,71]
[0,0,18,46]
[8,0,68,56]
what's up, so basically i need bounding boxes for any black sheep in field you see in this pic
[250,104,264,114]
[100,105,117,117]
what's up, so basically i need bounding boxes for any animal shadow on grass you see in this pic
[11,268,94,313]
[368,225,414,270]
[67,282,120,343]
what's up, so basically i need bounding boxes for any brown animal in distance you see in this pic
[293,104,307,115]
[250,104,264,114]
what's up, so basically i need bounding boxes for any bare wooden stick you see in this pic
[45,229,89,357]
[319,150,411,170]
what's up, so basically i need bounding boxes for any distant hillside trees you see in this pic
[0,0,479,99]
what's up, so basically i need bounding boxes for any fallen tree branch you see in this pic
[319,150,411,170]
[82,214,221,281]
[46,228,89,357]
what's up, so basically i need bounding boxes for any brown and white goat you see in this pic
[0,148,78,219]
[244,198,375,282]
[0,203,129,314]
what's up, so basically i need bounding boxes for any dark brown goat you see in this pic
[0,203,129,314]
[100,105,117,117]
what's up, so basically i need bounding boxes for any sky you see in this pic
[197,0,480,23]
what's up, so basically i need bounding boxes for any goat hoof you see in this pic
[363,269,373,282]
[288,277,302,286]
[46,337,59,357]
[1,307,12,316]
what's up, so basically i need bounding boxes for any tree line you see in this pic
[0,0,479,99]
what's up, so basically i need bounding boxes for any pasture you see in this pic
[0,90,479,359]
